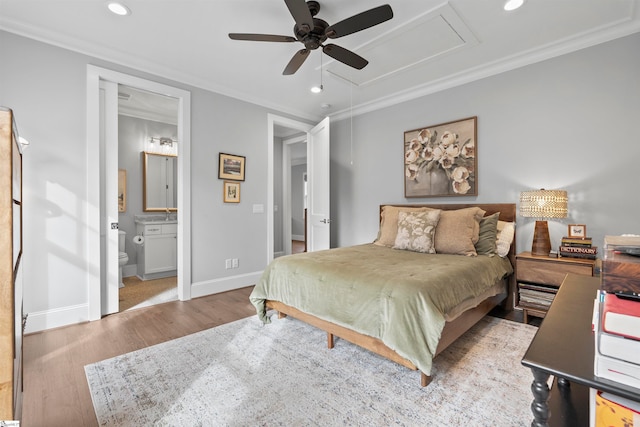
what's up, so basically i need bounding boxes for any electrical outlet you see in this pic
[232,258,239,268]
[225,259,232,269]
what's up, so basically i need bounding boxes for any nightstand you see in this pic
[515,251,595,323]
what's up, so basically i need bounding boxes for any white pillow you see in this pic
[496,221,515,257]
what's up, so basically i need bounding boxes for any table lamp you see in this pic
[519,189,568,256]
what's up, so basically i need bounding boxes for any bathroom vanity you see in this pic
[135,217,177,280]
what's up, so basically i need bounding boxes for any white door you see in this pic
[306,117,330,251]
[99,80,119,315]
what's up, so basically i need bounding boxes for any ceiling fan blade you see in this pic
[284,0,314,34]
[229,33,297,43]
[325,4,393,39]
[283,49,311,75]
[322,44,368,70]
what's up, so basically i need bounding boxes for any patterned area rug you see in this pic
[85,315,537,426]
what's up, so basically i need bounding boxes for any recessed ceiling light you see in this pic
[108,2,131,16]
[310,85,323,94]
[504,0,525,11]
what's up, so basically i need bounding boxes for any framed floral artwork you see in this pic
[404,116,477,198]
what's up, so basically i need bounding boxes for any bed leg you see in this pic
[420,372,432,387]
[327,332,334,349]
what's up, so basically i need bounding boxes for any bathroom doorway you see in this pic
[87,65,191,321]
[117,84,180,312]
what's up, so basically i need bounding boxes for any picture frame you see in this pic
[568,224,587,238]
[218,153,245,181]
[404,116,477,198]
[223,180,241,203]
[118,168,127,212]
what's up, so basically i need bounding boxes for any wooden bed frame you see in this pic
[266,203,517,387]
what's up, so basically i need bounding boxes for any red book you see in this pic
[602,292,640,340]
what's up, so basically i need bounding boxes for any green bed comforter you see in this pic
[250,244,513,375]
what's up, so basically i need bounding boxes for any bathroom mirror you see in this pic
[143,152,178,212]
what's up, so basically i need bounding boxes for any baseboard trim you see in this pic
[123,264,137,278]
[190,271,262,299]
[24,303,89,334]
[25,271,262,333]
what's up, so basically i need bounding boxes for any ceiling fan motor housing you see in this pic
[294,18,328,50]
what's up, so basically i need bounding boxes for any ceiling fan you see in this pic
[229,0,393,75]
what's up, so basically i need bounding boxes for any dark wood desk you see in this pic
[521,274,640,426]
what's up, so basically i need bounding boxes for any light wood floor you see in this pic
[292,239,305,254]
[21,286,256,427]
[119,275,177,311]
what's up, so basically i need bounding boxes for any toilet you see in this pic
[118,230,129,288]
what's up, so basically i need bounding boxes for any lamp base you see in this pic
[531,220,551,256]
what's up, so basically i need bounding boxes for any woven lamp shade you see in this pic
[519,189,568,256]
[519,189,568,219]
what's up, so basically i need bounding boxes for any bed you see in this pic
[250,203,517,386]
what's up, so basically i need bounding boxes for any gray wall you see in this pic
[330,32,640,254]
[291,163,307,237]
[273,137,283,254]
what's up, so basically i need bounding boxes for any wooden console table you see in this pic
[521,273,640,426]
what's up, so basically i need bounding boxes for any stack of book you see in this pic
[518,283,556,311]
[592,235,640,422]
[593,291,640,389]
[559,236,597,259]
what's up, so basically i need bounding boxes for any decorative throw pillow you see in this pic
[496,221,515,257]
[475,212,500,256]
[393,210,441,253]
[375,205,432,247]
[433,207,486,256]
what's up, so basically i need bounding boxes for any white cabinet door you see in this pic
[145,234,177,273]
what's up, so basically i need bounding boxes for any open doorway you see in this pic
[267,114,330,263]
[117,84,180,311]
[288,138,307,255]
[86,65,191,321]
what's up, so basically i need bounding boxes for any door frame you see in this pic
[86,65,192,320]
[267,114,312,263]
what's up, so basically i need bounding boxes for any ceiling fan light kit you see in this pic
[229,0,393,75]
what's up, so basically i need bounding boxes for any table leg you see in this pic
[530,368,551,427]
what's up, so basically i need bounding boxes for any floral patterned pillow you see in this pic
[393,210,441,253]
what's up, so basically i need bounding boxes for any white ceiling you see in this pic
[1,0,639,122]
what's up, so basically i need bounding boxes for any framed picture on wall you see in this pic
[223,181,240,203]
[218,153,245,181]
[118,169,127,212]
[404,116,477,198]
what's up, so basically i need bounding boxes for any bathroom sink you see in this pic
[134,214,177,224]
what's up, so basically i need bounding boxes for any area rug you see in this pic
[85,315,538,426]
